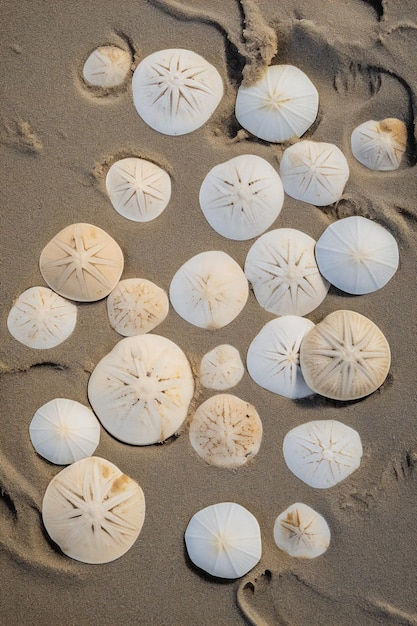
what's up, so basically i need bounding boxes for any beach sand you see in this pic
[1,1,417,624]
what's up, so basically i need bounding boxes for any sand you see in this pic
[1,0,417,624]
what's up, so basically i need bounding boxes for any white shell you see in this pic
[7,286,77,349]
[199,344,244,390]
[247,316,315,399]
[189,394,262,468]
[169,251,249,329]
[315,216,399,295]
[351,118,407,171]
[280,141,349,206]
[42,456,145,563]
[244,228,329,316]
[39,223,124,302]
[199,154,284,240]
[235,64,319,143]
[29,398,100,465]
[273,503,330,558]
[107,278,169,336]
[300,310,391,401]
[83,45,131,88]
[184,502,262,578]
[132,48,223,136]
[283,420,363,488]
[88,334,194,445]
[105,157,171,222]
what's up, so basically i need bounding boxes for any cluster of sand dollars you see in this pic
[6,43,403,574]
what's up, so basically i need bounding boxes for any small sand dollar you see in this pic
[107,278,169,336]
[273,503,330,558]
[351,118,407,171]
[185,502,262,578]
[189,394,262,468]
[244,228,329,317]
[39,223,124,302]
[199,154,284,240]
[106,157,171,222]
[300,310,391,401]
[235,64,319,143]
[169,251,249,329]
[7,286,77,349]
[280,141,350,206]
[132,48,223,136]
[88,334,194,445]
[83,45,131,88]
[283,419,363,488]
[42,456,145,564]
[29,398,100,465]
[199,344,244,390]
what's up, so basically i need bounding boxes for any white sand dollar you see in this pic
[83,45,131,88]
[106,157,171,222]
[283,419,363,488]
[169,251,248,329]
[351,118,407,171]
[88,334,194,445]
[247,316,315,399]
[185,502,262,578]
[42,456,145,564]
[244,228,329,316]
[199,154,284,240]
[39,223,124,302]
[280,141,349,206]
[107,278,169,336]
[132,48,223,136]
[189,394,262,468]
[315,216,399,295]
[7,286,77,349]
[300,310,391,401]
[29,398,100,465]
[235,64,319,143]
[273,503,330,558]
[199,344,244,390]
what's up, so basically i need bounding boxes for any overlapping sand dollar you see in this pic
[107,278,169,336]
[273,503,331,558]
[83,45,131,88]
[351,118,407,171]
[199,344,244,390]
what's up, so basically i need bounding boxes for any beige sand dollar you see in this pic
[83,45,131,88]
[107,278,169,336]
[199,344,244,390]
[273,502,331,558]
[351,118,407,171]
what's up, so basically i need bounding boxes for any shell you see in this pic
[184,502,262,578]
[83,45,131,88]
[280,141,349,206]
[42,456,145,564]
[299,309,391,401]
[235,64,319,143]
[39,223,124,302]
[199,344,244,390]
[283,419,363,488]
[132,48,223,136]
[107,278,169,336]
[7,286,77,349]
[169,251,248,329]
[29,398,100,465]
[315,216,399,295]
[199,154,284,240]
[351,118,407,171]
[105,157,171,222]
[189,394,262,468]
[273,503,330,558]
[88,334,194,445]
[244,228,329,317]
[247,316,315,399]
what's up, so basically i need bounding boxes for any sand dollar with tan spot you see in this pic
[107,278,169,336]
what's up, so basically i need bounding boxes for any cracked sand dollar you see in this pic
[189,394,262,468]
[283,419,363,488]
[199,344,244,390]
[132,48,224,136]
[273,503,331,558]
[107,278,169,336]
[83,45,132,88]
[39,223,124,302]
[300,309,391,401]
[42,456,145,564]
[351,118,407,171]
[106,157,171,222]
[244,228,329,317]
[169,251,249,329]
[88,334,194,445]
